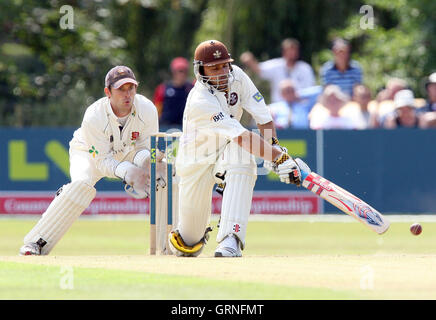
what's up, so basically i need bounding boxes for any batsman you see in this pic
[20,66,166,255]
[169,40,310,257]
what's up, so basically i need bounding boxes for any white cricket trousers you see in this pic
[176,141,257,247]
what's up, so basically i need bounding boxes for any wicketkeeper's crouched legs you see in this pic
[22,180,96,255]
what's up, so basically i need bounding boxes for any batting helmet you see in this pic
[194,40,234,66]
[193,40,234,92]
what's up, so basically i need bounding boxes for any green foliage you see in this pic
[107,0,207,93]
[0,0,208,126]
[0,0,128,126]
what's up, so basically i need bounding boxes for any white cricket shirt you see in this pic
[69,94,158,178]
[176,65,272,170]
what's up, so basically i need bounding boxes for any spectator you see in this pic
[376,77,408,102]
[340,84,378,128]
[374,78,408,122]
[383,89,423,129]
[309,85,366,130]
[240,38,316,103]
[268,79,322,129]
[153,57,194,126]
[320,38,362,97]
[419,72,436,128]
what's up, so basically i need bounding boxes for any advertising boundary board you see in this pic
[1,128,435,214]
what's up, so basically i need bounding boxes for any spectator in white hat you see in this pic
[383,89,422,128]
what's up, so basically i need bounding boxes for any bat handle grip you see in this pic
[300,169,310,181]
[295,158,312,181]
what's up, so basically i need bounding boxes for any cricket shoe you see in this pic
[214,234,242,257]
[19,238,47,256]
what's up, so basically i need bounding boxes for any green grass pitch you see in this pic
[1,216,435,300]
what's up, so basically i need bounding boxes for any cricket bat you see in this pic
[301,170,390,234]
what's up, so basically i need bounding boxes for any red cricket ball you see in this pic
[410,223,422,236]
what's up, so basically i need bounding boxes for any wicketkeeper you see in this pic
[20,66,166,255]
[168,40,311,258]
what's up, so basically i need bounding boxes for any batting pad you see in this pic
[216,171,256,249]
[23,181,96,255]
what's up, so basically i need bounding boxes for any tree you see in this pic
[0,0,209,126]
[107,0,208,94]
[1,0,128,126]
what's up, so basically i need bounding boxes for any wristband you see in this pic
[269,136,279,145]
[273,152,291,166]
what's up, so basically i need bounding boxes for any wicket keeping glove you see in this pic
[115,161,150,198]
[134,149,166,190]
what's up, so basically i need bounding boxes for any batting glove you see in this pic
[273,153,302,186]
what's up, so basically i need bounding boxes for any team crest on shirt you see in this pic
[228,92,238,106]
[131,131,139,145]
[131,131,139,140]
[88,145,99,158]
[252,91,264,102]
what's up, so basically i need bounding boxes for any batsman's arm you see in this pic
[256,121,289,174]
[234,130,309,186]
[257,120,277,144]
[233,130,282,161]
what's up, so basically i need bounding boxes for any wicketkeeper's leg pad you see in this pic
[168,227,212,257]
[23,180,96,255]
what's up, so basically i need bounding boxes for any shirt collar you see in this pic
[332,62,353,71]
